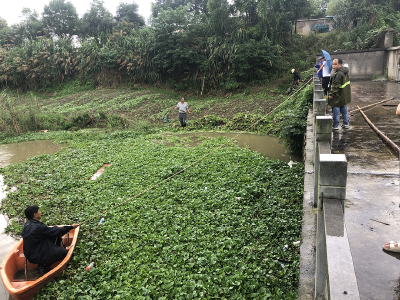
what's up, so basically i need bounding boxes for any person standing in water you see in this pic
[173,97,191,128]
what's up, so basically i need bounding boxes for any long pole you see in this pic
[358,105,400,155]
[348,98,394,114]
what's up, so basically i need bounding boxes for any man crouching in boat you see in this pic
[22,205,79,275]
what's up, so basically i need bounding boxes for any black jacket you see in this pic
[293,70,300,81]
[21,219,73,266]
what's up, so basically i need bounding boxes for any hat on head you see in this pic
[291,69,295,73]
[318,57,323,60]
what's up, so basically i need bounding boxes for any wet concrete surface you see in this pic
[165,132,301,163]
[0,140,63,300]
[330,81,400,299]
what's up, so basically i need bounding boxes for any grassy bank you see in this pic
[1,131,303,299]
[1,71,313,155]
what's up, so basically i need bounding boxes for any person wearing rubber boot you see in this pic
[22,206,79,275]
[328,58,351,130]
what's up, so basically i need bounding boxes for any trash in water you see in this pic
[85,262,94,271]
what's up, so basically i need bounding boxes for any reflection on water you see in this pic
[168,132,301,163]
[0,140,64,168]
[0,140,63,300]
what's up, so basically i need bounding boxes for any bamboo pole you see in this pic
[357,105,400,155]
[349,98,394,114]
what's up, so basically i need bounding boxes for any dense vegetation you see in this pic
[0,79,313,155]
[1,131,304,299]
[1,0,399,92]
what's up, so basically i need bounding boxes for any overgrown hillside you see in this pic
[1,0,398,93]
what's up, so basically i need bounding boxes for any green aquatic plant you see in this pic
[0,132,304,299]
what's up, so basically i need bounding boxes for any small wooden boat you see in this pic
[0,226,79,300]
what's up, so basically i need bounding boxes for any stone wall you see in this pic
[386,47,400,81]
[316,49,386,79]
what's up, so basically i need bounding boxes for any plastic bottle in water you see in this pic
[85,262,94,271]
[99,217,104,225]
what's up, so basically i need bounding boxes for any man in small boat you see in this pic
[22,205,79,275]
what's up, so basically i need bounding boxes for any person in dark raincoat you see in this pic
[291,68,301,87]
[328,58,351,130]
[21,205,79,275]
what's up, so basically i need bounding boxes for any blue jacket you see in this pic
[314,62,323,78]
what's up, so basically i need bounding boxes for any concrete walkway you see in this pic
[331,81,400,299]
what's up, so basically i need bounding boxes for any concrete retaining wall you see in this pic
[386,47,400,81]
[316,49,386,79]
[298,71,360,299]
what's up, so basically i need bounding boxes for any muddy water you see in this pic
[0,140,64,300]
[166,132,300,163]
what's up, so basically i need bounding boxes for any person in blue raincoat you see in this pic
[314,57,323,84]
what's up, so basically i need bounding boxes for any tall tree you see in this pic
[115,2,145,26]
[151,0,209,18]
[16,8,45,41]
[42,0,79,36]
[0,17,7,30]
[233,0,259,28]
[81,0,114,45]
[207,0,234,36]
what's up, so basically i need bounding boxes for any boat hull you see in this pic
[0,226,79,300]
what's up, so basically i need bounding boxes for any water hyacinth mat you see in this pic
[1,133,303,299]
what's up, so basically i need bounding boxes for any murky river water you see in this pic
[0,140,64,300]
[165,132,300,163]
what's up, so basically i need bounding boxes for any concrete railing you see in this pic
[298,70,360,299]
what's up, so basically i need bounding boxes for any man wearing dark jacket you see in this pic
[328,58,351,130]
[22,205,79,275]
[291,68,300,87]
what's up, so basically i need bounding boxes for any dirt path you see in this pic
[331,81,400,299]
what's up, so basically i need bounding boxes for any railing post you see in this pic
[314,116,332,206]
[314,88,324,101]
[314,99,326,119]
[316,153,347,299]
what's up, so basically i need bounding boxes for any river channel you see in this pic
[0,134,296,299]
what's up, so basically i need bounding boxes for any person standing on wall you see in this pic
[314,57,323,84]
[328,58,351,130]
[318,57,330,96]
[173,97,191,128]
